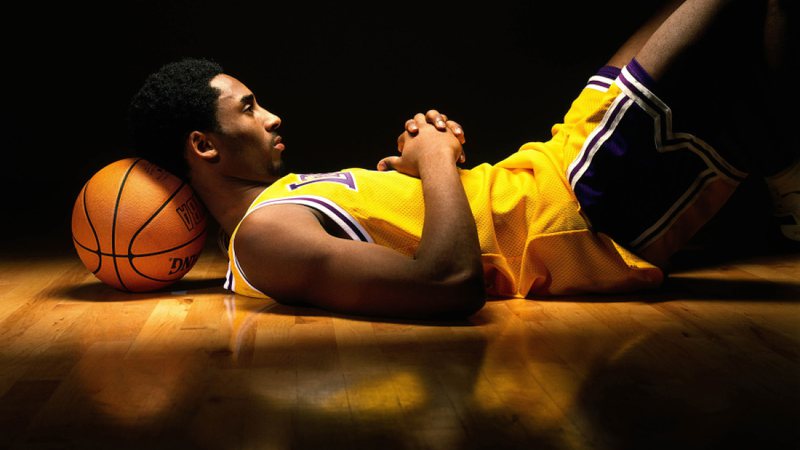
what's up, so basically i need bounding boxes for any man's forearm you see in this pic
[414,151,484,288]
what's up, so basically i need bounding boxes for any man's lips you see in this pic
[274,135,285,151]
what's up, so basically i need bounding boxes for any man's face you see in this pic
[208,74,285,182]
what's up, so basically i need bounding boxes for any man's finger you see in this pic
[424,110,447,130]
[377,156,400,171]
[404,118,419,134]
[447,120,466,144]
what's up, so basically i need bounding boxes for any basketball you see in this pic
[71,158,207,292]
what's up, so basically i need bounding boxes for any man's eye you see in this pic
[243,104,253,113]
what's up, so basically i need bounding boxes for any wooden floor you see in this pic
[1,238,798,450]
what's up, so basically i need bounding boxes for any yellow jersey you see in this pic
[225,76,664,299]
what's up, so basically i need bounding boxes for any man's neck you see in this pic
[191,174,271,238]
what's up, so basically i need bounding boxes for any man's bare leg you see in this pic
[605,0,685,69]
[634,0,731,81]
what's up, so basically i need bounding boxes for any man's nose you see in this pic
[264,112,281,131]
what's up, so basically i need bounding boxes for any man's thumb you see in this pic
[377,157,400,171]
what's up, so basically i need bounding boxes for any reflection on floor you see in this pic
[0,240,798,449]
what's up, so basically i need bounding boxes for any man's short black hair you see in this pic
[128,57,224,179]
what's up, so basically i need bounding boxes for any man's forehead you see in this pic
[211,74,251,101]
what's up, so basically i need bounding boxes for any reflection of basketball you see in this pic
[71,158,207,292]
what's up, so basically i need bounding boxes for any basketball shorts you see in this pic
[567,59,748,267]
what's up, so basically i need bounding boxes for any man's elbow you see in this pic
[455,288,487,317]
[440,268,486,318]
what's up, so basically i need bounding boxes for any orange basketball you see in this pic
[71,158,207,292]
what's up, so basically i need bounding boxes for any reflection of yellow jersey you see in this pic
[225,82,663,299]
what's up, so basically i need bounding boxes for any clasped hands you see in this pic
[376,109,466,177]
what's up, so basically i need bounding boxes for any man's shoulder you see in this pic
[236,203,324,245]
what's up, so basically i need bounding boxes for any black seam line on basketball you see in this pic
[71,228,205,258]
[128,228,208,282]
[112,158,143,292]
[81,182,102,274]
[73,236,106,271]
[127,180,189,259]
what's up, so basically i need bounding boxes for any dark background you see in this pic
[3,1,787,256]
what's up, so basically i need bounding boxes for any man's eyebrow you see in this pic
[240,94,255,105]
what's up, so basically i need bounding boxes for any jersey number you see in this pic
[287,172,358,191]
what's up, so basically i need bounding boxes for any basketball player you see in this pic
[128,0,797,319]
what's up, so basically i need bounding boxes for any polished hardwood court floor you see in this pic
[1,236,798,450]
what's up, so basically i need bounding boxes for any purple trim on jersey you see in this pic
[586,66,621,90]
[596,65,622,80]
[618,66,662,121]
[256,196,371,243]
[587,79,612,89]
[617,70,651,105]
[295,196,369,242]
[567,96,633,184]
[626,58,655,89]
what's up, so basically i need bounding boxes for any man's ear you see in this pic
[187,130,219,161]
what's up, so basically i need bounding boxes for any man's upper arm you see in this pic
[233,204,485,319]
